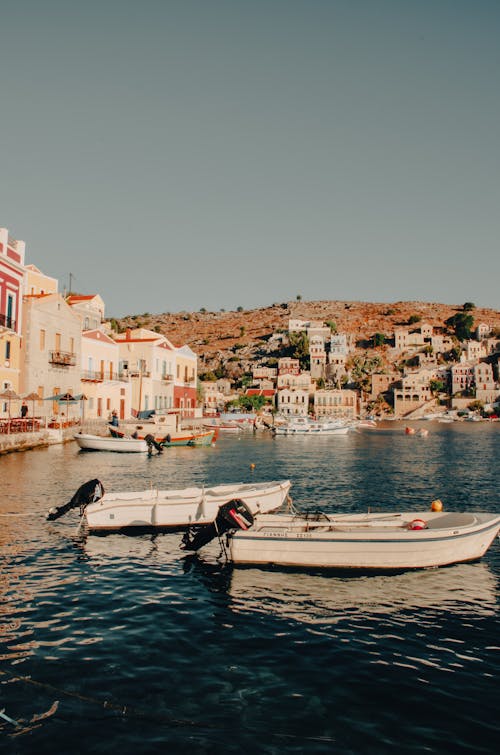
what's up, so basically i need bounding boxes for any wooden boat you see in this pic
[47,478,292,532]
[223,510,500,570]
[74,432,148,453]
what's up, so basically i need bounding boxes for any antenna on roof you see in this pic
[69,272,75,295]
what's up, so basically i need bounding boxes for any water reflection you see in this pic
[185,557,498,624]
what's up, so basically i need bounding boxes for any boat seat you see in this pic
[425,513,477,529]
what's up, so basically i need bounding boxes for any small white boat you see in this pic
[274,417,351,436]
[224,510,500,570]
[74,433,148,453]
[47,478,292,532]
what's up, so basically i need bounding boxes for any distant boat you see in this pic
[274,417,351,436]
[74,433,148,453]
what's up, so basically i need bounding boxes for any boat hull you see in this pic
[228,512,500,570]
[84,480,291,531]
[75,433,148,453]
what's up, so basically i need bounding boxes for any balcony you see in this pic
[49,350,76,367]
[81,370,123,382]
[162,373,174,382]
[0,313,16,333]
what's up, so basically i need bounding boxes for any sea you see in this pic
[1,422,498,754]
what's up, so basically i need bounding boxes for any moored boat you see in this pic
[273,417,351,436]
[74,432,148,453]
[183,504,500,571]
[226,510,500,570]
[47,478,292,532]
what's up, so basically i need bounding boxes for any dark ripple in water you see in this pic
[1,424,499,753]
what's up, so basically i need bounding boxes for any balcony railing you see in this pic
[81,370,123,382]
[162,373,174,382]
[0,314,16,332]
[120,370,151,378]
[49,350,76,367]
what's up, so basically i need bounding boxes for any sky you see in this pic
[1,0,499,318]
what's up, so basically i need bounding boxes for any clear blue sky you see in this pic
[1,0,499,317]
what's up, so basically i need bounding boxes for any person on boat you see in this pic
[131,425,142,439]
[110,410,119,427]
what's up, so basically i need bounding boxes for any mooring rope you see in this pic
[0,667,335,742]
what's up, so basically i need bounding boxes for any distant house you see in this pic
[67,294,105,331]
[278,357,300,375]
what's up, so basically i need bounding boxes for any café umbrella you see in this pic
[23,391,41,419]
[0,388,21,419]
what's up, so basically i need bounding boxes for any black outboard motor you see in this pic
[144,434,163,455]
[181,498,254,551]
[46,479,104,521]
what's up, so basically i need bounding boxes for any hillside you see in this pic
[115,300,500,373]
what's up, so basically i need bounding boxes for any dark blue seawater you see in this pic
[1,423,499,753]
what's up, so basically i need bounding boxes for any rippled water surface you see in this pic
[1,423,499,753]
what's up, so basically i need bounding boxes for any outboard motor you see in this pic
[144,434,163,455]
[47,479,104,521]
[181,498,254,551]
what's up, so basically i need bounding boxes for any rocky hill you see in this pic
[115,300,500,374]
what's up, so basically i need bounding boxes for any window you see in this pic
[5,341,10,359]
[55,333,61,351]
[40,329,46,350]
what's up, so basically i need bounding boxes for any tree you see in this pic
[430,379,446,395]
[325,320,337,333]
[463,302,476,311]
[296,294,302,301]
[236,306,244,312]
[408,314,421,325]
[288,331,310,369]
[445,312,474,341]
[372,333,386,347]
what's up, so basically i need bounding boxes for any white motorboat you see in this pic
[184,503,500,571]
[74,433,148,453]
[224,510,500,570]
[273,417,351,436]
[47,478,292,532]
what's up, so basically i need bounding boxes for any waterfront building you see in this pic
[473,362,498,404]
[114,328,177,417]
[451,362,475,396]
[0,228,25,402]
[393,368,445,416]
[276,388,309,416]
[81,329,132,420]
[314,388,358,419]
[20,292,82,418]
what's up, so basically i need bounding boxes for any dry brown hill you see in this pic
[116,300,500,371]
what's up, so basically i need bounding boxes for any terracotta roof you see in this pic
[67,295,96,303]
[246,388,275,397]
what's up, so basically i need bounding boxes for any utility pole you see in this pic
[69,272,75,294]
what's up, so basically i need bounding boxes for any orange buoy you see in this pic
[250,463,255,470]
[431,499,443,512]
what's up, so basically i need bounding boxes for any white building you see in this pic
[277,388,309,416]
